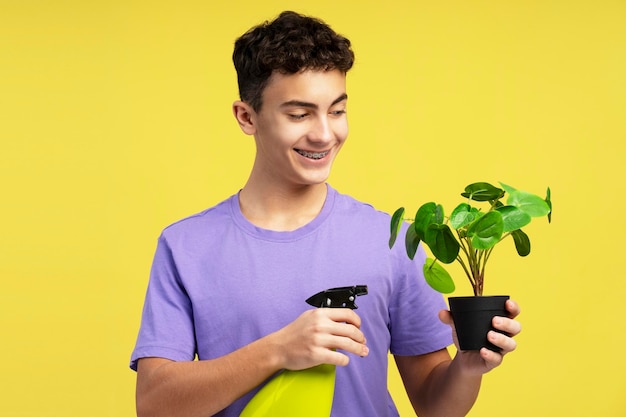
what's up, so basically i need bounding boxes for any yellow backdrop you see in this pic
[1,0,625,415]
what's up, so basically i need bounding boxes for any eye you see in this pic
[288,113,308,120]
[330,109,347,117]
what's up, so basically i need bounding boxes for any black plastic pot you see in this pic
[448,295,509,351]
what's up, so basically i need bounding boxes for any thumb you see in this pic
[438,309,453,326]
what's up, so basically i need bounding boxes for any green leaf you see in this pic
[511,229,531,256]
[389,207,405,248]
[424,224,460,264]
[450,203,476,229]
[467,210,504,249]
[507,190,551,217]
[496,205,531,233]
[461,182,505,202]
[434,204,444,224]
[545,187,552,223]
[423,258,456,294]
[405,223,421,260]
[499,182,517,195]
[413,202,441,240]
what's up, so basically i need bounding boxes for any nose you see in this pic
[309,115,334,144]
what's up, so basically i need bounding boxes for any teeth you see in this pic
[296,149,329,160]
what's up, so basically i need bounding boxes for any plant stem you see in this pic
[456,231,478,293]
[456,255,474,288]
[498,232,511,244]
[465,236,481,296]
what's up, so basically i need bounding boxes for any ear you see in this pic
[232,100,256,135]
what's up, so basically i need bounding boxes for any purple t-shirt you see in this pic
[130,184,452,416]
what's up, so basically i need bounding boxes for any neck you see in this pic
[238,182,328,231]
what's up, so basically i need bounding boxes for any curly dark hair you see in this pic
[233,11,354,112]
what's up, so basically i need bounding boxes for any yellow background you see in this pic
[1,0,625,415]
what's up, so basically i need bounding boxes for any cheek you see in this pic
[335,120,349,143]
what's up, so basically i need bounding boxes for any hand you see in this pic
[270,308,369,371]
[439,299,522,376]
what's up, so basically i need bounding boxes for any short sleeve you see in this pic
[388,244,453,355]
[130,235,197,371]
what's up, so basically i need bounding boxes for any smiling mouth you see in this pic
[295,149,330,160]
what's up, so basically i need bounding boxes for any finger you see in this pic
[492,316,522,337]
[332,335,370,360]
[329,321,366,344]
[322,347,365,367]
[438,309,453,326]
[505,299,521,318]
[324,308,362,329]
[480,346,504,367]
[312,327,368,361]
[306,310,367,347]
[488,329,517,354]
[324,310,367,345]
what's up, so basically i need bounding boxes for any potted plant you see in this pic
[389,181,552,351]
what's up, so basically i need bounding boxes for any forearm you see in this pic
[136,308,368,417]
[400,303,521,416]
[414,356,482,417]
[396,350,483,417]
[136,336,282,417]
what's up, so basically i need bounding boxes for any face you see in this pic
[237,69,349,190]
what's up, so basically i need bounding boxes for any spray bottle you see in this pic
[240,285,368,417]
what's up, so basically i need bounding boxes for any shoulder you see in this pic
[330,187,391,222]
[325,186,401,252]
[327,185,425,266]
[159,194,236,243]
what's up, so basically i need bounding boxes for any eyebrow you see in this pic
[280,93,348,109]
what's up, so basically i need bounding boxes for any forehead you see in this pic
[262,69,347,107]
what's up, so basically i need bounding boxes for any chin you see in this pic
[302,169,333,185]
[296,177,327,187]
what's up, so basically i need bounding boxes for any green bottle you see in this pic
[240,285,368,417]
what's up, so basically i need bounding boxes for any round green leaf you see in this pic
[414,202,440,240]
[461,182,505,202]
[467,211,504,249]
[434,204,444,224]
[404,223,421,260]
[424,224,460,264]
[499,182,517,195]
[496,205,531,233]
[507,190,551,217]
[450,203,476,229]
[423,258,456,294]
[511,229,531,256]
[389,207,405,248]
[545,186,553,223]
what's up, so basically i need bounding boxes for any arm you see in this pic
[135,308,368,417]
[394,299,522,417]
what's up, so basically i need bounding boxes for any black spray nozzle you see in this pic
[306,285,368,309]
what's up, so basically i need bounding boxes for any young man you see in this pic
[130,11,521,417]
